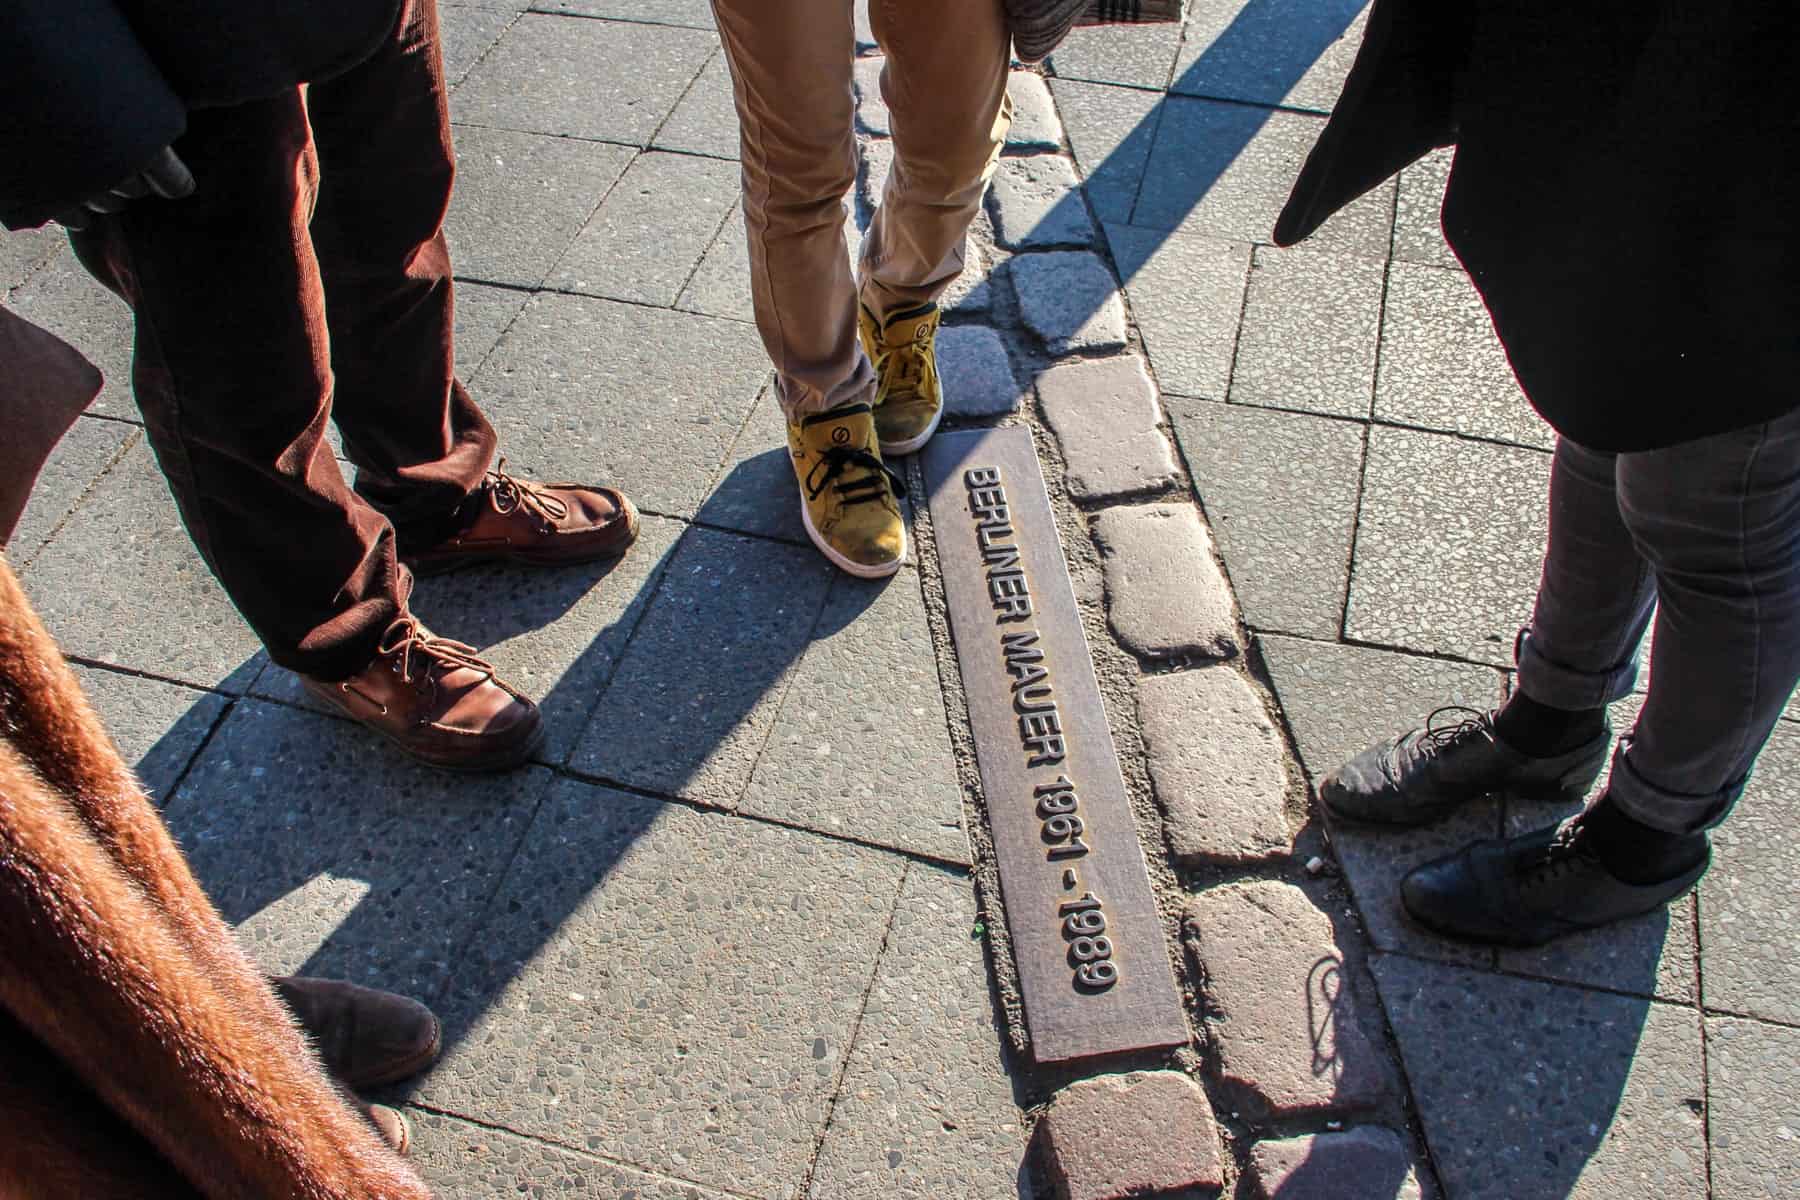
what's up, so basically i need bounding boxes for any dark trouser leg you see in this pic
[69,90,404,681]
[307,0,497,552]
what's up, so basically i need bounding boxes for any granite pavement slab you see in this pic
[1048,79,1165,224]
[806,865,1025,1198]
[693,387,809,544]
[1047,21,1185,91]
[1231,243,1382,419]
[742,574,969,863]
[1170,0,1367,114]
[70,664,230,806]
[1105,225,1250,401]
[417,779,906,1199]
[655,51,741,160]
[550,150,740,306]
[1704,1016,1800,1199]
[411,1111,735,1199]
[1391,148,1456,270]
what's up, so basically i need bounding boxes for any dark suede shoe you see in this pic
[1319,706,1610,827]
[274,975,443,1090]
[1400,821,1710,947]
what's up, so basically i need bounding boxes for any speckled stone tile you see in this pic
[253,514,685,767]
[1705,1016,1800,1198]
[417,779,906,1198]
[1048,79,1164,223]
[0,222,61,289]
[1135,101,1394,257]
[742,575,968,863]
[1170,0,1366,114]
[446,126,635,287]
[70,665,230,805]
[676,202,755,323]
[1258,634,1506,967]
[469,291,770,519]
[1169,400,1360,639]
[1106,224,1250,401]
[4,415,137,567]
[571,526,833,805]
[452,13,715,143]
[441,3,516,88]
[6,247,139,421]
[535,0,716,27]
[808,865,1025,1197]
[1700,719,1800,1025]
[1392,148,1457,269]
[655,51,741,160]
[1047,20,1184,90]
[411,1110,734,1198]
[1375,262,1548,449]
[455,280,532,381]
[550,151,740,306]
[22,441,267,693]
[1373,956,1707,1200]
[165,699,548,997]
[1231,243,1382,419]
[1346,426,1550,665]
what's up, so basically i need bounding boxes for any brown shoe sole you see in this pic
[408,495,640,578]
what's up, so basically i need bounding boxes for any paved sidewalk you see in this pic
[4,3,1796,1198]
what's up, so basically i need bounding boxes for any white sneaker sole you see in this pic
[877,400,944,458]
[799,492,907,578]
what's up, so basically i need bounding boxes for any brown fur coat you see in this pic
[0,553,432,1199]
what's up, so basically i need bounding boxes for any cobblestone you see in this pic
[989,156,1096,249]
[1238,1128,1422,1200]
[1037,356,1178,501]
[1035,1071,1224,1200]
[1006,70,1063,150]
[1140,667,1292,865]
[854,56,888,136]
[1091,503,1238,660]
[936,325,1025,416]
[1185,882,1394,1119]
[1011,251,1127,354]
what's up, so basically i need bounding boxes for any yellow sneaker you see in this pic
[857,299,945,456]
[788,401,908,578]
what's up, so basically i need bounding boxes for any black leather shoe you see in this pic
[1319,706,1609,827]
[1400,820,1710,947]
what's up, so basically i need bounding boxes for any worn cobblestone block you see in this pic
[1185,881,1394,1119]
[1140,667,1292,865]
[1238,1128,1422,1200]
[936,325,1025,416]
[1036,1071,1224,1200]
[1007,70,1063,150]
[1232,243,1383,420]
[859,136,894,217]
[1011,251,1126,354]
[942,239,994,315]
[1038,356,1178,501]
[1091,503,1238,660]
[1107,225,1250,401]
[990,156,1096,249]
[854,56,889,136]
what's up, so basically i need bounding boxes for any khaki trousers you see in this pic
[710,0,1012,418]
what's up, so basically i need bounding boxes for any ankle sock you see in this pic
[1493,691,1606,758]
[1577,793,1709,884]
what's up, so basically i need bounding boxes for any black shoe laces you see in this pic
[1418,705,1494,759]
[805,445,908,508]
[1519,819,1600,892]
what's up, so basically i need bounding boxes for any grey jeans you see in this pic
[1517,407,1800,834]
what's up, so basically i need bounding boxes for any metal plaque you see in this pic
[924,427,1189,1063]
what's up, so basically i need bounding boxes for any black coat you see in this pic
[0,0,403,230]
[1277,1,1800,453]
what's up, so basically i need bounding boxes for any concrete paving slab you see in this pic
[6,247,139,421]
[1376,262,1549,449]
[807,864,1025,1198]
[1168,400,1361,639]
[1346,426,1549,665]
[4,415,136,567]
[571,526,833,806]
[0,222,60,289]
[1373,956,1708,1200]
[470,291,770,519]
[440,3,516,88]
[537,0,716,29]
[1701,719,1800,1025]
[1170,0,1367,114]
[742,575,969,863]
[446,125,635,287]
[411,1110,734,1199]
[70,664,230,805]
[550,151,740,306]
[1047,22,1185,91]
[1392,148,1456,269]
[1048,79,1164,223]
[1038,355,1179,502]
[1135,101,1393,257]
[417,779,906,1198]
[452,13,715,144]
[676,203,755,323]
[1231,243,1382,419]
[990,156,1097,250]
[454,280,532,381]
[655,52,741,160]
[1011,251,1127,355]
[166,699,549,998]
[1105,225,1250,401]
[22,441,266,693]
[1705,1016,1800,1198]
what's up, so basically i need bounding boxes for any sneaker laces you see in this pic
[1417,705,1494,760]
[376,613,496,687]
[867,306,935,405]
[482,457,568,530]
[805,445,908,508]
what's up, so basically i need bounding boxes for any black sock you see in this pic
[1493,691,1606,757]
[1576,793,1709,884]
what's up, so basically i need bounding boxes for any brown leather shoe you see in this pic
[300,611,543,771]
[359,1103,413,1156]
[274,975,443,1090]
[408,457,639,576]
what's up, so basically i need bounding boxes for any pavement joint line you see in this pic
[13,423,142,574]
[1338,247,1397,641]
[1153,387,1559,456]
[59,652,245,700]
[520,7,717,35]
[447,116,649,155]
[795,859,913,1198]
[448,271,760,327]
[402,1101,767,1200]
[1043,68,1336,125]
[448,4,524,91]
[154,694,238,813]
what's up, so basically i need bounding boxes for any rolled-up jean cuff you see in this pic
[1515,627,1641,710]
[1607,739,1743,834]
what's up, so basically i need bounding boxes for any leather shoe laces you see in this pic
[483,457,569,531]
[376,614,496,688]
[1418,705,1494,759]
